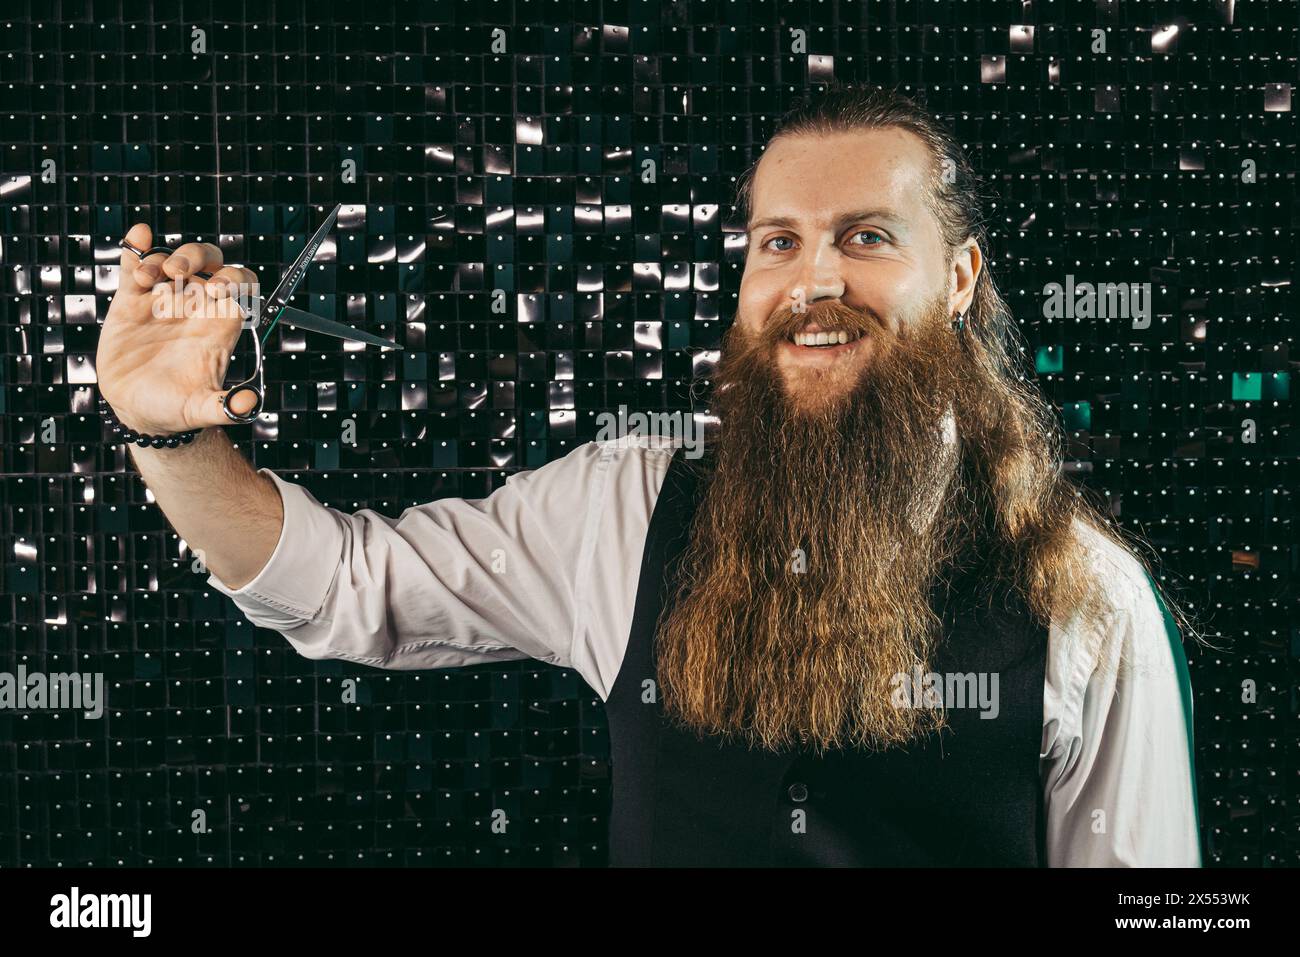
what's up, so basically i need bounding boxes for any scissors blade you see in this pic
[274,305,401,349]
[255,204,342,335]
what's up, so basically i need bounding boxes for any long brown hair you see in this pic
[710,83,1203,687]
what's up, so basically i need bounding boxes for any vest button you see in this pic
[788,783,809,803]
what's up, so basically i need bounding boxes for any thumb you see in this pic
[192,388,260,428]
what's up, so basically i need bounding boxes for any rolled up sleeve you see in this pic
[207,444,607,672]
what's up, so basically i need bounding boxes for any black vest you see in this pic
[604,449,1049,867]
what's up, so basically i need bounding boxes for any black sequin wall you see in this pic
[0,0,1296,867]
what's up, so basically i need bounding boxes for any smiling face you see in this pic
[656,112,1121,751]
[737,126,978,413]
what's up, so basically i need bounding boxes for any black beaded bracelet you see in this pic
[98,395,201,449]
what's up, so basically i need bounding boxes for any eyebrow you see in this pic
[746,208,910,236]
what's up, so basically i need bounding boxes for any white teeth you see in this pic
[792,329,862,347]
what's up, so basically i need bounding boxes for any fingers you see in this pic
[200,264,259,321]
[118,223,169,294]
[204,264,259,299]
[161,241,224,281]
[116,228,226,298]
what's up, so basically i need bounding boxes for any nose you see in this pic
[789,239,845,313]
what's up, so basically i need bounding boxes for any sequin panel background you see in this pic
[0,0,1295,866]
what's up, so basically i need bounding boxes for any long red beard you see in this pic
[654,296,982,753]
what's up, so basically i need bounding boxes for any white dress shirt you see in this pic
[208,433,1203,868]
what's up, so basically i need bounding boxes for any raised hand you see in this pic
[96,223,261,434]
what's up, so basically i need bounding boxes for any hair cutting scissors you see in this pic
[118,203,401,424]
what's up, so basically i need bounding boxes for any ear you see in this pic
[947,240,982,317]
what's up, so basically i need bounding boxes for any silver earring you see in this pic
[951,311,966,333]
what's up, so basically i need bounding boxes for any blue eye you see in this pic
[758,230,887,254]
[849,230,885,246]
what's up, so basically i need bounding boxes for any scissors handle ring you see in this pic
[222,384,264,424]
[221,317,266,425]
[122,241,175,260]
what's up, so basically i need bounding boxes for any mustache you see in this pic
[755,300,887,346]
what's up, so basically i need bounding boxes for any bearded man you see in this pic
[96,84,1202,867]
